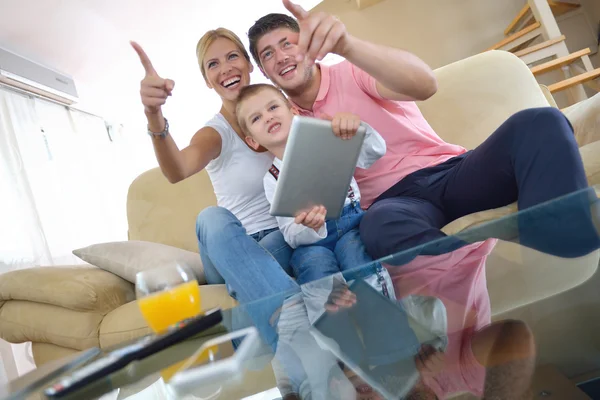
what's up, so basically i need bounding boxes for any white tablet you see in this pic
[270,115,366,220]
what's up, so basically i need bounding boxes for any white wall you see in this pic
[314,0,599,108]
[580,0,600,67]
[314,0,526,69]
[580,0,600,25]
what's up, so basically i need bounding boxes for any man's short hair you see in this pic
[235,84,290,135]
[248,13,300,67]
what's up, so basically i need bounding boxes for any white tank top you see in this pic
[204,113,278,235]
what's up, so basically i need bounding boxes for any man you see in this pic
[246,1,595,398]
[248,0,599,261]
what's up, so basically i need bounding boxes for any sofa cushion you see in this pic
[0,300,101,350]
[487,241,599,316]
[99,301,150,348]
[580,141,600,186]
[99,284,236,348]
[418,51,550,150]
[32,343,79,366]
[127,168,217,253]
[0,266,134,313]
[441,203,518,236]
[73,241,205,284]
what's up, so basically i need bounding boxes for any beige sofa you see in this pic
[1,50,599,371]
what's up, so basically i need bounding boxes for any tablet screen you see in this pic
[270,116,367,219]
[311,280,422,399]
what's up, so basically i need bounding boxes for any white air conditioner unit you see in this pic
[0,47,78,105]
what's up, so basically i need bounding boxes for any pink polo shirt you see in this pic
[292,61,496,398]
[293,61,466,208]
[389,240,496,399]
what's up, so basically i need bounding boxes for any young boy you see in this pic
[235,83,386,286]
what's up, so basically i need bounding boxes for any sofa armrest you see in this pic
[0,266,135,314]
[580,141,600,187]
[562,93,600,148]
[539,84,559,109]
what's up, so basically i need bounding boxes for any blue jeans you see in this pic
[291,202,380,285]
[198,214,294,289]
[196,206,300,349]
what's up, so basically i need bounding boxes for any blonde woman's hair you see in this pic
[196,28,251,82]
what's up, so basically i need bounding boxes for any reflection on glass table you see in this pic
[218,185,600,400]
[11,185,600,399]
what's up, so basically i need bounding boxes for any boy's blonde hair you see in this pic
[196,28,251,83]
[235,84,291,135]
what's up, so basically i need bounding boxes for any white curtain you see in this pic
[0,89,52,268]
[0,87,142,269]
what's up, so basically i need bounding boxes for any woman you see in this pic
[131,29,296,292]
[132,30,400,400]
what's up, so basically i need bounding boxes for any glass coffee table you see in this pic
[7,185,600,400]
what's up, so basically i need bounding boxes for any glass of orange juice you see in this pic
[136,265,201,333]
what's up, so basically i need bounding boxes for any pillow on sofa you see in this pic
[73,241,205,284]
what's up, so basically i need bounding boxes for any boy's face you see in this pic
[239,89,294,151]
[255,27,314,93]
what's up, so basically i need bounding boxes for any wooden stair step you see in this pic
[548,68,600,93]
[514,35,566,57]
[488,22,542,51]
[505,4,531,35]
[530,48,592,75]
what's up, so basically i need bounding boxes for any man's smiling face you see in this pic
[256,27,314,93]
